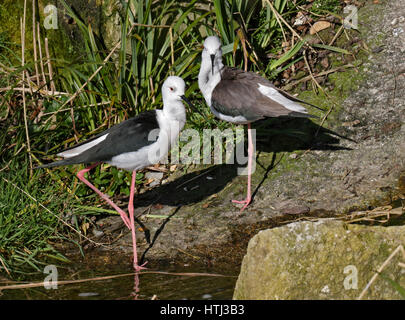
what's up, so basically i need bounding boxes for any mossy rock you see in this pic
[0,0,122,63]
[233,220,405,299]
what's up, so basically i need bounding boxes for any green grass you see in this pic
[0,162,69,276]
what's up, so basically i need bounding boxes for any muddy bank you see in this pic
[78,0,404,269]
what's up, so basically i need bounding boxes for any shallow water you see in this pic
[0,262,238,300]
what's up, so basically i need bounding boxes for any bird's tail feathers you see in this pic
[276,89,326,112]
[34,158,77,170]
[289,111,318,119]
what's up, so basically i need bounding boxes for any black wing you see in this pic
[38,110,160,168]
[211,67,295,120]
[211,67,318,120]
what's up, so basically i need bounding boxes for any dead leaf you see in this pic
[202,203,209,208]
[310,21,331,35]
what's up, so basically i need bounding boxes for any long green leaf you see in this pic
[312,43,351,55]
[269,40,305,71]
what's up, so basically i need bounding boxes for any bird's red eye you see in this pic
[170,87,174,91]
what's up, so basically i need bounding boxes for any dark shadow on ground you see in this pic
[134,163,239,207]
[254,117,353,153]
[134,118,352,209]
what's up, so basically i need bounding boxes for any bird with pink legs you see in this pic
[38,76,194,272]
[198,36,322,212]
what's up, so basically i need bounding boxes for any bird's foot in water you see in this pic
[232,198,251,212]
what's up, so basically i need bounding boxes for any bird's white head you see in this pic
[162,76,186,103]
[161,76,194,123]
[202,36,223,71]
[203,36,222,55]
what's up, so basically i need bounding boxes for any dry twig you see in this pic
[0,270,233,292]
[37,22,48,91]
[21,1,33,175]
[44,38,56,93]
[32,0,40,86]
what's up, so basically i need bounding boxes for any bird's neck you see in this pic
[162,100,186,128]
[198,55,223,106]
[156,103,185,153]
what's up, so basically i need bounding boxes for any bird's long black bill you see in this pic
[181,95,198,114]
[181,95,205,118]
[210,54,215,76]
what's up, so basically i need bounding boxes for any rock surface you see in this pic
[233,220,405,300]
[252,0,405,215]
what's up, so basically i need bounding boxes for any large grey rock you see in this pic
[233,220,405,300]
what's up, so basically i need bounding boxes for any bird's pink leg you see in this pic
[131,273,141,300]
[128,170,147,272]
[76,163,131,229]
[232,123,253,212]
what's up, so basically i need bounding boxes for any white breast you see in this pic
[210,105,250,124]
[108,110,184,171]
[200,69,222,107]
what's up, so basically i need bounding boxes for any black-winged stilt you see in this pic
[38,76,193,271]
[198,36,321,212]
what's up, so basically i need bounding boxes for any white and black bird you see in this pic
[198,35,322,212]
[38,76,193,271]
